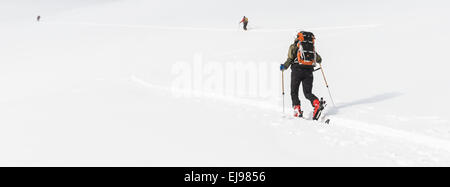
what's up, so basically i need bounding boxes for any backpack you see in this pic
[295,31,316,65]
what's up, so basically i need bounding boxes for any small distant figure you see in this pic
[239,16,249,31]
[37,15,41,22]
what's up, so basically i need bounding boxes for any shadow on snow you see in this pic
[327,92,403,115]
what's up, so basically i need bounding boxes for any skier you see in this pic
[37,15,41,22]
[280,31,326,120]
[239,16,249,31]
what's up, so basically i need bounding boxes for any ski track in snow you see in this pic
[130,75,450,154]
[130,75,279,111]
[329,117,450,153]
[45,22,381,33]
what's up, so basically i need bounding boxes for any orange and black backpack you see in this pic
[295,31,316,66]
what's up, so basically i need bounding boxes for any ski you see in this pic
[283,98,331,124]
[285,114,331,124]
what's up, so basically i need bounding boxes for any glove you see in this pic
[316,55,322,64]
[280,64,286,71]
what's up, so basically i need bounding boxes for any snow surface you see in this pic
[1,0,450,166]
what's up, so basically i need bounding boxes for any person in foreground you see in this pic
[280,31,326,120]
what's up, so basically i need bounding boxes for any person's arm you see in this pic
[280,44,296,70]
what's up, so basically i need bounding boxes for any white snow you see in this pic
[1,0,450,166]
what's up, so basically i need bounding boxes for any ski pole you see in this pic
[319,63,336,107]
[282,70,285,113]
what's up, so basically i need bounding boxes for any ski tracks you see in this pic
[45,22,381,33]
[130,74,450,155]
[329,116,450,153]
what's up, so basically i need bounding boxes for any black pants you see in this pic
[291,68,318,107]
[243,22,248,30]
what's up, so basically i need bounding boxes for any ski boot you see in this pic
[293,105,303,118]
[312,98,326,120]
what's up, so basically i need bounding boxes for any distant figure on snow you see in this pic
[239,16,249,31]
[37,15,41,22]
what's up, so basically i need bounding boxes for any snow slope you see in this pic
[1,0,450,166]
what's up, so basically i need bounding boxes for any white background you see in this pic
[0,0,449,166]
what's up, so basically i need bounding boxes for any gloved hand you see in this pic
[280,64,286,71]
[316,55,322,64]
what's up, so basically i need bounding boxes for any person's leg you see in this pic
[302,70,319,106]
[290,70,301,107]
[243,22,248,30]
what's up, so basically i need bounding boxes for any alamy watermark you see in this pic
[171,53,284,99]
